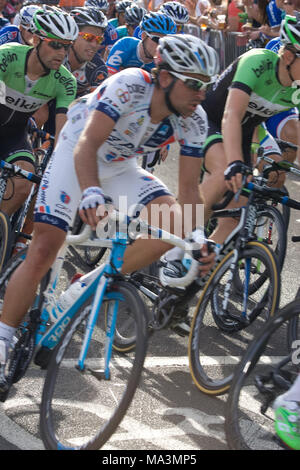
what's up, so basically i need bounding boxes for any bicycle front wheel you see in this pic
[225,298,300,450]
[40,281,148,450]
[0,211,11,272]
[188,241,280,396]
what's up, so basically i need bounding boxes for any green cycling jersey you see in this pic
[0,43,77,134]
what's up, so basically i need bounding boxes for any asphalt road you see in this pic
[0,144,299,452]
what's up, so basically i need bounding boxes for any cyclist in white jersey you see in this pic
[0,34,219,391]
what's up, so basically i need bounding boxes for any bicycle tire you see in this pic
[233,205,286,294]
[40,280,148,450]
[0,211,11,272]
[70,212,107,268]
[225,298,300,450]
[188,241,280,396]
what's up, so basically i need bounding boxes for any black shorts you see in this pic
[202,120,255,166]
[0,127,35,165]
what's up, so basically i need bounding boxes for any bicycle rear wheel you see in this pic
[225,298,300,450]
[40,281,148,450]
[188,241,280,396]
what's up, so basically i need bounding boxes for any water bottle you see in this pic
[49,265,104,322]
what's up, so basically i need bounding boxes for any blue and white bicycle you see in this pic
[0,204,201,450]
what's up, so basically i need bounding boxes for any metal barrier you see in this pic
[183,24,248,71]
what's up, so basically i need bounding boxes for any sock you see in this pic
[284,374,300,403]
[0,321,16,345]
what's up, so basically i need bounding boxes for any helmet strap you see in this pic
[161,75,180,116]
[141,37,154,60]
[36,40,50,75]
[286,54,296,84]
[71,44,86,65]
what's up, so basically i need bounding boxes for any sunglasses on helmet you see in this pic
[78,31,104,44]
[169,70,215,91]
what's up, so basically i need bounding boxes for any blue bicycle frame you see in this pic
[32,233,128,377]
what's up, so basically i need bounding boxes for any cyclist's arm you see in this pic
[74,109,115,228]
[178,154,205,231]
[54,113,68,146]
[222,87,251,192]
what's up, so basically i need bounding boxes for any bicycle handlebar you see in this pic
[67,209,202,288]
[0,160,41,185]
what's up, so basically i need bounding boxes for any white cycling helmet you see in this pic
[84,0,109,12]
[159,2,189,25]
[155,34,219,77]
[31,7,79,41]
[70,7,108,29]
[280,13,300,51]
[19,5,41,30]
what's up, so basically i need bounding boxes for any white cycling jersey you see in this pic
[35,67,208,232]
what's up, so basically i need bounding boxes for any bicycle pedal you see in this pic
[34,347,52,369]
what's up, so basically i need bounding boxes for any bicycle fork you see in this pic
[77,237,128,380]
[222,248,251,324]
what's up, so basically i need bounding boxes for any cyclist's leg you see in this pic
[0,116,82,329]
[0,134,36,216]
[200,140,245,244]
[265,108,299,163]
[0,223,67,328]
[254,124,286,188]
[199,128,228,223]
[122,194,182,273]
[99,160,183,273]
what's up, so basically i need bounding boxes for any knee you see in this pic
[12,178,32,201]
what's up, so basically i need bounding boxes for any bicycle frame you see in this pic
[29,213,199,373]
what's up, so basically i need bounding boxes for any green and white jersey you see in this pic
[202,48,300,129]
[0,43,77,133]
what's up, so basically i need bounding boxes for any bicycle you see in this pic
[0,127,54,271]
[225,236,300,450]
[0,204,201,450]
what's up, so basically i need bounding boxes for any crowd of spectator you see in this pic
[0,0,299,43]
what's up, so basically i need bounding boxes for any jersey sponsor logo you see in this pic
[107,50,123,67]
[0,80,5,105]
[5,95,43,111]
[126,83,146,95]
[251,58,273,78]
[0,51,17,72]
[60,191,71,204]
[53,70,76,96]
[116,88,130,103]
[246,92,287,117]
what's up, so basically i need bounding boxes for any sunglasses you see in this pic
[147,34,161,44]
[176,24,184,33]
[43,39,72,51]
[78,32,104,44]
[169,70,215,91]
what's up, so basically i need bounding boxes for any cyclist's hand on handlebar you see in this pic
[79,186,106,230]
[224,160,252,193]
[198,246,216,276]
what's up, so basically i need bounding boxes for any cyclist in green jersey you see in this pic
[195,14,300,245]
[0,6,78,218]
